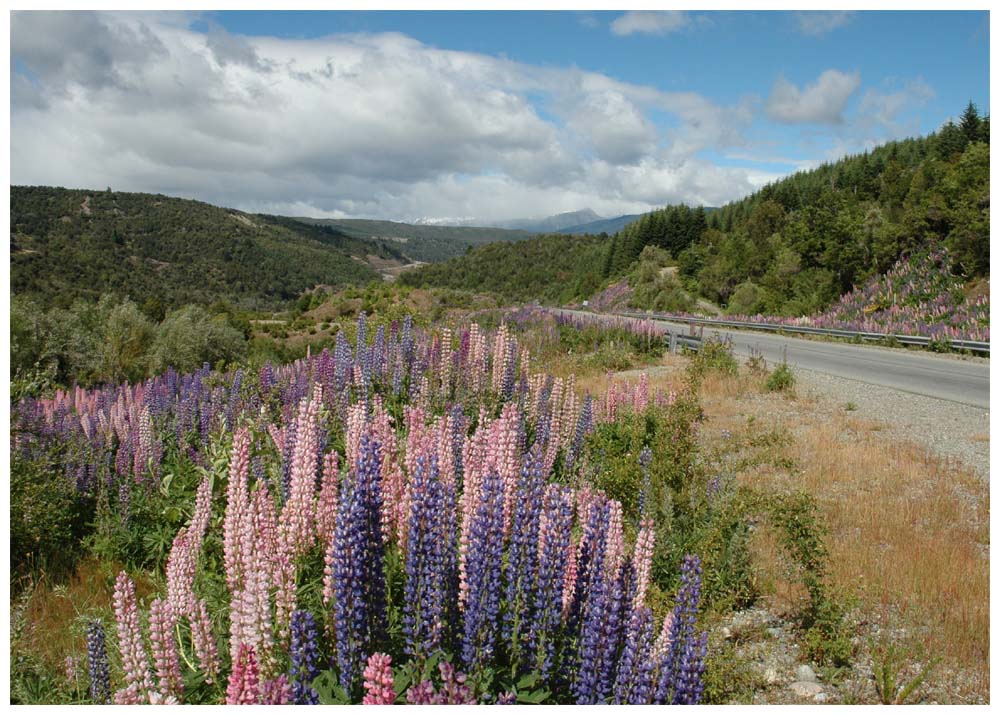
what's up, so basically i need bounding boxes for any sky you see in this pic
[9,9,991,224]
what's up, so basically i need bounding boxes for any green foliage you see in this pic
[765,359,796,393]
[11,452,92,578]
[627,247,698,313]
[726,280,771,316]
[400,232,607,304]
[870,639,941,705]
[10,295,250,388]
[688,337,738,378]
[701,639,765,704]
[11,186,379,311]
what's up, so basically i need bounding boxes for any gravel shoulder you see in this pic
[793,367,989,480]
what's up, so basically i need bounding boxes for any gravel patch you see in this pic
[793,367,989,480]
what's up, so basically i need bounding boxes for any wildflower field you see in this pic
[13,311,770,705]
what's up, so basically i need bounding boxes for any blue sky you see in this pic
[11,10,991,222]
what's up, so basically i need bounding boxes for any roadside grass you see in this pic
[693,366,989,700]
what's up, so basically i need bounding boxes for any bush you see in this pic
[765,360,795,392]
[11,454,92,577]
[726,280,770,316]
[148,304,248,374]
[689,337,738,377]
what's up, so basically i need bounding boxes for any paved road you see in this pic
[566,310,990,409]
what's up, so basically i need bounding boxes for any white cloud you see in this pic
[766,70,861,124]
[610,11,691,37]
[11,11,762,222]
[794,11,854,36]
[858,78,935,132]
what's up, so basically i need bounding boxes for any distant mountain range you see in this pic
[556,214,643,235]
[492,209,602,233]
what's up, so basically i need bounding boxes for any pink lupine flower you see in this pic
[226,644,261,705]
[191,598,219,683]
[149,598,183,699]
[280,390,323,558]
[605,501,625,577]
[113,571,154,704]
[229,551,273,669]
[362,653,395,705]
[165,528,195,619]
[652,611,675,658]
[632,519,656,611]
[259,674,293,704]
[315,451,339,544]
[223,428,252,593]
[562,541,578,617]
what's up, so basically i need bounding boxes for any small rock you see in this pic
[721,626,732,640]
[814,692,829,703]
[763,667,780,685]
[795,664,818,683]
[789,681,824,699]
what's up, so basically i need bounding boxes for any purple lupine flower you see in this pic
[289,610,320,704]
[564,394,593,473]
[405,680,436,704]
[613,606,655,704]
[436,661,476,704]
[86,620,111,704]
[460,468,505,675]
[330,433,387,693]
[528,485,574,680]
[403,454,447,660]
[654,554,707,705]
[280,416,298,504]
[496,691,518,704]
[503,444,545,673]
[448,405,465,484]
[571,500,612,704]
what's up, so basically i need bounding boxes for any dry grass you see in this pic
[694,368,990,697]
[15,559,156,675]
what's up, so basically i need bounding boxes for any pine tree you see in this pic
[959,101,981,143]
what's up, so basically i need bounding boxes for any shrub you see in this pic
[688,337,738,378]
[765,360,795,393]
[148,304,248,374]
[11,454,92,578]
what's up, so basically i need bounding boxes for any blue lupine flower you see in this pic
[613,606,654,704]
[527,484,573,680]
[461,468,505,675]
[86,620,110,704]
[403,454,447,660]
[331,434,386,693]
[654,554,707,704]
[503,444,545,673]
[289,610,320,704]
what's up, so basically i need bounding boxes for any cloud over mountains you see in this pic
[10,12,935,223]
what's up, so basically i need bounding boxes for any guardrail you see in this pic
[615,311,990,355]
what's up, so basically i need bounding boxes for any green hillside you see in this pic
[295,217,534,263]
[10,187,389,310]
[399,232,607,303]
[403,103,989,315]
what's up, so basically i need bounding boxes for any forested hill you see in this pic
[402,103,990,315]
[400,232,608,303]
[10,187,399,310]
[294,217,534,263]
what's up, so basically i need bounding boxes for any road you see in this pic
[567,310,990,409]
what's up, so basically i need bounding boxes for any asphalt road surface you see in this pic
[569,310,990,409]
